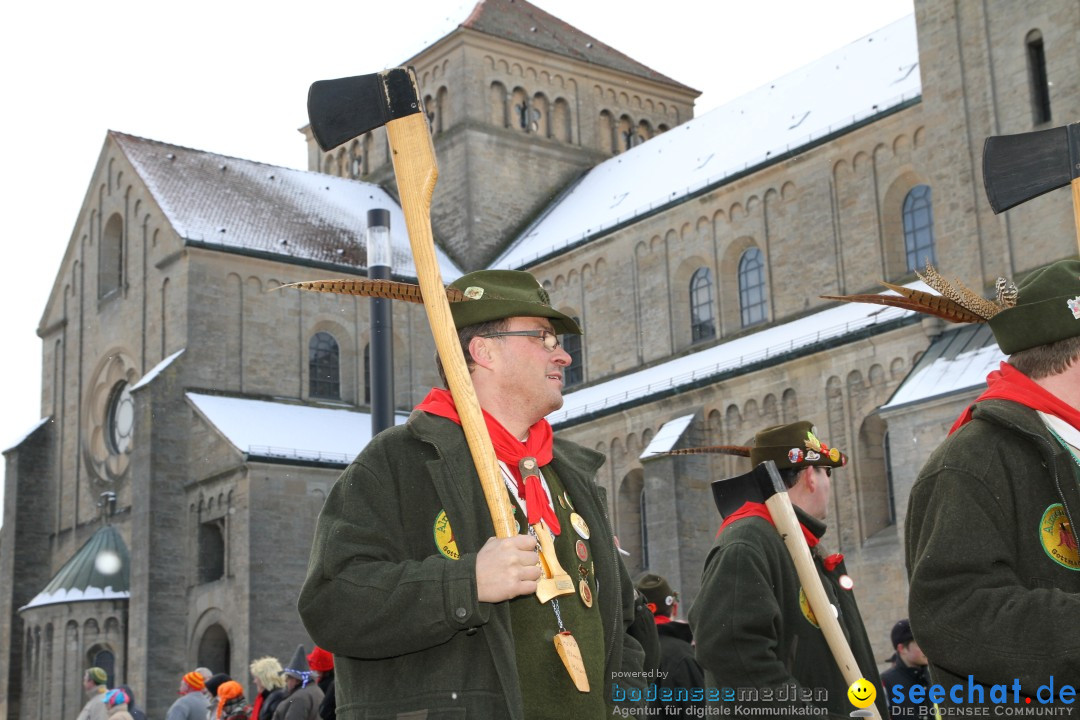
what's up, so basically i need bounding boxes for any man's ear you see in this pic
[800,466,816,492]
[467,336,496,370]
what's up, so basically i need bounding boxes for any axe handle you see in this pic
[763,492,881,720]
[384,111,517,539]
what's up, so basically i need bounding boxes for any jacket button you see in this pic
[455,607,467,619]
[465,627,478,636]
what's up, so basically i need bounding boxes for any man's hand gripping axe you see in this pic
[307,69,574,604]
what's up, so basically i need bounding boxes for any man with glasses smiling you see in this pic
[688,421,886,718]
[300,269,646,719]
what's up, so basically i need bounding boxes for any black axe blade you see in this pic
[307,68,423,152]
[710,460,786,519]
[982,123,1080,213]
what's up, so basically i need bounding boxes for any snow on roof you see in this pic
[113,133,462,283]
[882,323,1003,411]
[20,525,130,611]
[186,393,408,465]
[3,417,50,455]
[550,285,923,426]
[131,349,185,392]
[640,414,695,459]
[494,14,919,269]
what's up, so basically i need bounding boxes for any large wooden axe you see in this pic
[712,461,882,720]
[983,122,1080,252]
[307,68,574,604]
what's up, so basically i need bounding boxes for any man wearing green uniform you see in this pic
[689,422,886,717]
[299,269,645,719]
[907,259,1080,700]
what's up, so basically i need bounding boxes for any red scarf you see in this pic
[416,388,560,533]
[716,501,819,548]
[950,362,1080,435]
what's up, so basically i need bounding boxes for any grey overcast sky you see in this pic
[0,0,914,512]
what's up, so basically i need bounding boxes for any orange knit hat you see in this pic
[215,681,244,719]
[182,671,205,692]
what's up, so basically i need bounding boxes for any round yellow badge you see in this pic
[433,510,460,560]
[798,587,818,628]
[847,678,877,709]
[1039,504,1080,570]
[828,447,840,463]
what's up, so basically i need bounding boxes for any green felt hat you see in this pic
[987,259,1080,354]
[448,270,581,335]
[749,421,846,471]
[635,572,677,611]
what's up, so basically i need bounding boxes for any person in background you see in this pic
[165,671,209,720]
[306,646,335,720]
[271,646,324,720]
[102,688,134,720]
[250,657,287,720]
[881,619,930,717]
[76,667,109,720]
[116,685,146,720]
[636,572,704,716]
[215,680,253,720]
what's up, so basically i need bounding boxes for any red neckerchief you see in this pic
[949,362,1080,435]
[416,388,560,533]
[716,501,819,548]
[652,614,673,625]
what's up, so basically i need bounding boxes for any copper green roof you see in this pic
[19,525,130,611]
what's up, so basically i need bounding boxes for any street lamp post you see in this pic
[366,208,394,435]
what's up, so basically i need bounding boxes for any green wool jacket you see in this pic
[688,506,886,719]
[298,410,646,719]
[906,399,1080,698]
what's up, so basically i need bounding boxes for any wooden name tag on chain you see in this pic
[554,631,590,692]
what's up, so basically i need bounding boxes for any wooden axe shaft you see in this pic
[384,110,516,539]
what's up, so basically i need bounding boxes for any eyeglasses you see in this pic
[479,329,562,351]
[821,466,832,478]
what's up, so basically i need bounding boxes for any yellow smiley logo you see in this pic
[847,678,876,709]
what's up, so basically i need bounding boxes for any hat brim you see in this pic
[450,299,582,335]
[750,444,846,470]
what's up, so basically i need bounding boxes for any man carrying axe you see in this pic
[298,269,646,719]
[687,422,886,717]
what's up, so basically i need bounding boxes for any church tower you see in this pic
[304,0,700,271]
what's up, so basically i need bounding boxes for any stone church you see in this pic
[2,0,1077,717]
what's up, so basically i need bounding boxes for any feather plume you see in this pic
[916,263,1000,320]
[275,279,466,304]
[821,289,984,323]
[995,276,1018,309]
[657,445,751,457]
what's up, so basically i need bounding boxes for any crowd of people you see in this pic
[77,257,1080,718]
[77,646,336,720]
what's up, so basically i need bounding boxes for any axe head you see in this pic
[982,123,1080,213]
[307,67,423,152]
[711,460,786,519]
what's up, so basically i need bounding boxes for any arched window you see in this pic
[99,213,123,300]
[198,520,225,583]
[1026,30,1051,125]
[903,185,936,271]
[738,248,768,327]
[690,268,716,342]
[88,646,116,689]
[309,332,340,399]
[563,317,583,387]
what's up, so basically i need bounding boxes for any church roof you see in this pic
[881,323,1003,412]
[456,0,692,90]
[552,280,927,427]
[493,14,921,269]
[111,132,462,282]
[19,525,130,612]
[186,392,409,466]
